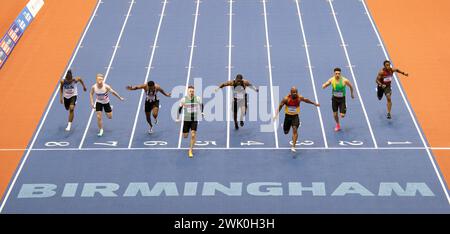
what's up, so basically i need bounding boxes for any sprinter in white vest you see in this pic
[89,74,124,137]
[215,74,259,130]
[59,69,87,132]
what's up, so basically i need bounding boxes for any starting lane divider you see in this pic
[0,0,44,69]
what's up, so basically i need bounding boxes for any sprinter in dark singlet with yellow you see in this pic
[274,87,320,153]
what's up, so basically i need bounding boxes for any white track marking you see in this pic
[2,147,450,151]
[226,0,233,148]
[261,0,279,148]
[128,0,168,148]
[78,0,136,149]
[0,0,103,213]
[294,0,328,148]
[328,0,378,148]
[177,0,201,148]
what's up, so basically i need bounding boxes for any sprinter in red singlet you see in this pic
[376,60,408,119]
[274,87,320,153]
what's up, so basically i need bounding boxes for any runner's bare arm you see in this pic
[218,80,234,89]
[59,80,64,104]
[376,71,384,86]
[76,77,87,91]
[107,86,124,101]
[274,97,287,119]
[90,86,95,108]
[345,79,355,99]
[244,80,259,92]
[393,68,408,76]
[177,98,185,121]
[301,96,320,107]
[156,85,171,97]
[322,79,332,89]
[215,81,233,92]
[126,84,147,91]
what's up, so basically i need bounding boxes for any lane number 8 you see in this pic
[45,141,70,147]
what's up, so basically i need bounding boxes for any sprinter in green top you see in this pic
[177,85,204,158]
[322,67,354,132]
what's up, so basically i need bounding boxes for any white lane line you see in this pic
[294,0,328,148]
[226,0,234,148]
[0,0,103,213]
[128,0,168,148]
[177,0,201,148]
[361,0,450,204]
[261,0,279,148]
[327,0,378,148]
[78,0,136,149]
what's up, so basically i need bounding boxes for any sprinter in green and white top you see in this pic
[322,67,354,132]
[177,85,204,158]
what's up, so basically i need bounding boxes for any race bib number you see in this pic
[186,105,198,113]
[333,91,344,98]
[383,76,393,82]
[287,106,298,113]
[97,93,109,102]
[234,92,245,99]
[65,89,74,94]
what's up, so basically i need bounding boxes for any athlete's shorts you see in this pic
[96,102,112,113]
[63,96,77,110]
[183,121,198,133]
[145,100,159,112]
[283,114,300,134]
[332,96,346,114]
[233,95,247,113]
[377,85,392,100]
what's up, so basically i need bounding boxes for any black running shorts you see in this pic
[183,121,198,133]
[332,96,346,114]
[96,102,112,113]
[145,100,159,112]
[63,96,77,110]
[283,114,300,134]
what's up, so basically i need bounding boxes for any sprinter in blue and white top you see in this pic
[59,69,87,132]
[89,74,124,137]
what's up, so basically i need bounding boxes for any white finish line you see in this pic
[1,147,450,151]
